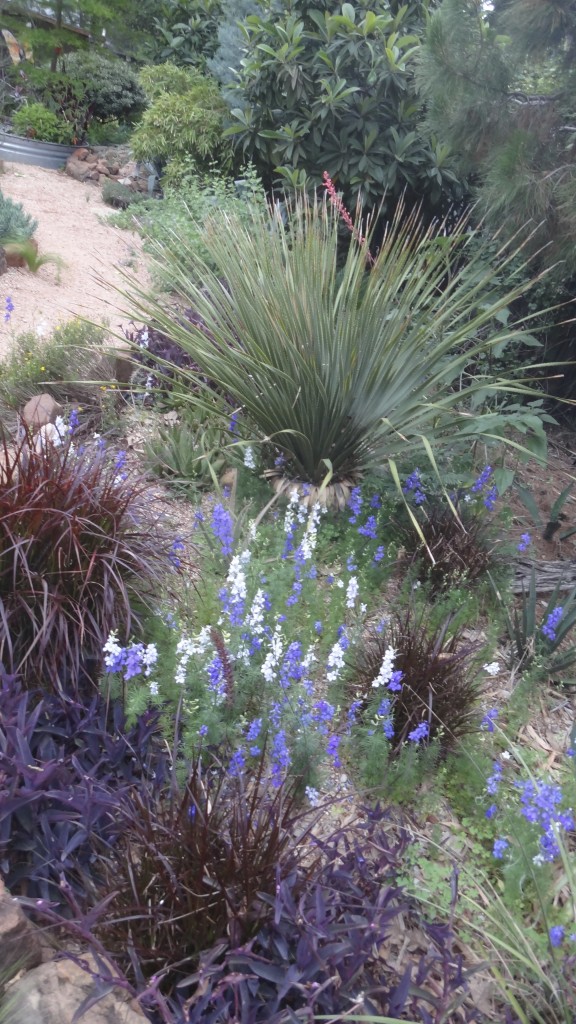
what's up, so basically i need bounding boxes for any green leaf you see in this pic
[492,467,515,495]
[515,484,543,527]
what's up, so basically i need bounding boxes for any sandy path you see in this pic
[0,161,148,356]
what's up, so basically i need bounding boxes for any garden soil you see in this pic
[0,160,148,356]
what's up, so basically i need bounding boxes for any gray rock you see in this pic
[2,957,146,1024]
[0,879,43,977]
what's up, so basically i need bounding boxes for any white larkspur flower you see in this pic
[142,643,158,677]
[300,502,324,560]
[149,680,159,696]
[262,625,284,683]
[483,661,500,676]
[246,588,267,638]
[326,639,346,683]
[371,646,397,688]
[346,576,359,609]
[244,446,256,469]
[103,631,123,670]
[174,627,212,686]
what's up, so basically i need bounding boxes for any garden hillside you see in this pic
[1,2,576,1023]
[0,161,148,351]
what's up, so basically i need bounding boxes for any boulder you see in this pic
[117,161,137,179]
[66,157,93,183]
[72,148,89,161]
[0,878,43,976]
[2,957,146,1024]
[85,153,98,165]
[21,394,62,431]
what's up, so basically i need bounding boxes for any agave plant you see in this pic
[121,196,550,504]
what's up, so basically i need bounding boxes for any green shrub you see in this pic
[226,0,463,210]
[12,101,74,143]
[0,319,118,427]
[131,64,233,178]
[62,51,147,128]
[112,167,265,285]
[0,188,37,241]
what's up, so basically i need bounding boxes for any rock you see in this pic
[72,148,89,161]
[4,238,38,268]
[109,164,119,176]
[2,957,146,1024]
[66,157,92,183]
[85,153,98,165]
[21,394,62,431]
[117,161,137,178]
[117,177,132,187]
[0,878,43,976]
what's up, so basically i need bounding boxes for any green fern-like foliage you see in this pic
[0,189,37,241]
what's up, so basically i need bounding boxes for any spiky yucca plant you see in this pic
[121,196,550,502]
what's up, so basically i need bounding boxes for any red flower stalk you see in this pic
[322,171,374,265]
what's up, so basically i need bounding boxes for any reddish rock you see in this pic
[72,147,89,161]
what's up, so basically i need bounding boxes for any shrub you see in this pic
[61,51,147,129]
[0,430,173,695]
[226,0,463,210]
[0,319,118,428]
[11,101,74,143]
[0,675,168,905]
[113,167,265,284]
[126,194,549,498]
[0,188,37,241]
[131,65,233,179]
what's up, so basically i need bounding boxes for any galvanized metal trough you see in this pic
[0,130,76,171]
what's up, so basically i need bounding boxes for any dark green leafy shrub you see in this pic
[0,431,173,695]
[227,0,463,210]
[131,64,233,179]
[62,51,147,128]
[0,188,37,241]
[147,0,222,70]
[11,101,74,143]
